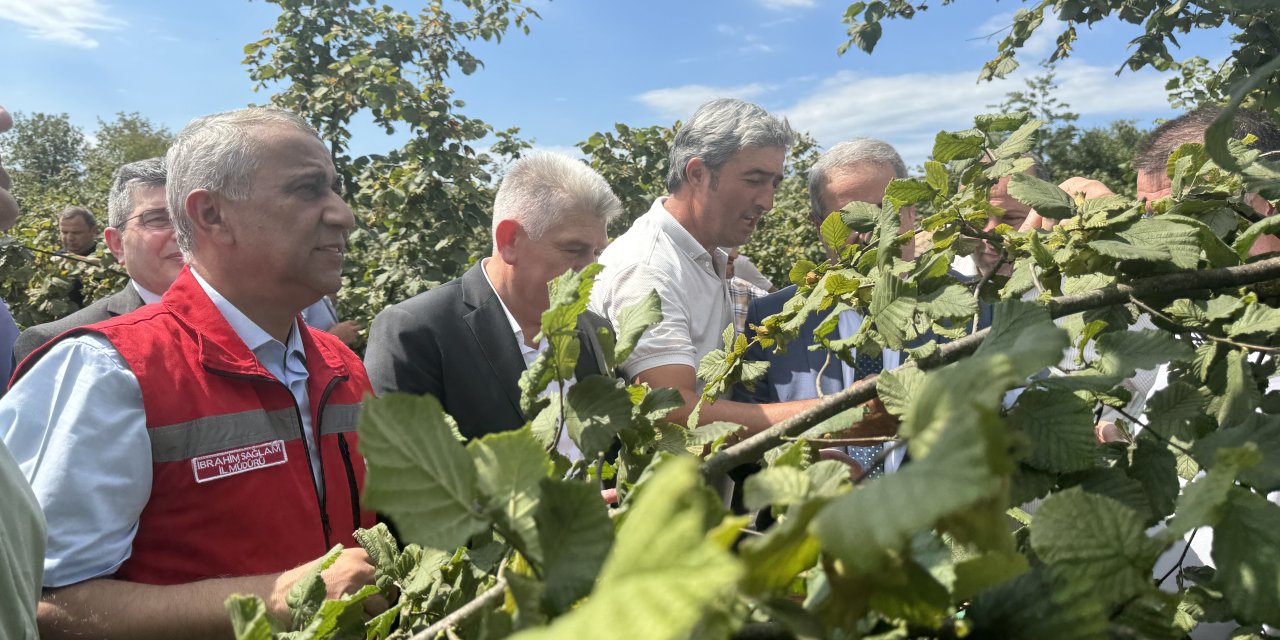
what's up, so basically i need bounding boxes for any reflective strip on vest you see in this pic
[318,403,360,436]
[148,408,302,463]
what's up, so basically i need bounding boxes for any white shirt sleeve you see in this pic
[594,262,701,379]
[0,334,152,587]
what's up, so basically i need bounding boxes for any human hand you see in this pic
[822,398,899,445]
[0,106,18,231]
[271,548,387,624]
[327,320,362,347]
[1057,176,1115,202]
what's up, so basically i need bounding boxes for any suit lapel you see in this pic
[461,265,527,421]
[104,285,145,317]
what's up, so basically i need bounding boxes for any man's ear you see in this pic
[685,157,710,189]
[494,218,523,264]
[103,226,126,265]
[185,189,231,246]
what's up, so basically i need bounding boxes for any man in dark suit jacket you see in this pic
[365,152,622,445]
[14,157,182,366]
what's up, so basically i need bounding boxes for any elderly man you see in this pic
[1,107,378,638]
[735,138,910,475]
[13,157,183,364]
[56,206,98,257]
[590,99,895,441]
[365,152,620,451]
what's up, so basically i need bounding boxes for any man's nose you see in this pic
[757,186,777,211]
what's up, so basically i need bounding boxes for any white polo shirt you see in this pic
[591,198,732,385]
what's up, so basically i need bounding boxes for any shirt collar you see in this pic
[189,269,304,359]
[651,197,729,278]
[479,257,536,352]
[130,280,163,305]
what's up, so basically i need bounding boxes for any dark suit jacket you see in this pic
[13,284,145,366]
[732,285,842,404]
[364,263,614,440]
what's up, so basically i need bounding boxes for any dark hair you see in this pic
[1135,105,1280,174]
[58,205,97,228]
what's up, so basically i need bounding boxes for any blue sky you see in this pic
[0,0,1235,166]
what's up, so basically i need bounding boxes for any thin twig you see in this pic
[1158,528,1198,587]
[410,576,509,640]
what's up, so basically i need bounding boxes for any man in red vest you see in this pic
[2,107,381,638]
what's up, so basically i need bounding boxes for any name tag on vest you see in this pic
[191,440,289,483]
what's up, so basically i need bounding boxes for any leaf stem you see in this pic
[1127,294,1280,354]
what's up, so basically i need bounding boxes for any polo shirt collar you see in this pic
[651,197,729,278]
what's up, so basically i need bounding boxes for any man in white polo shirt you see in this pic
[591,99,896,441]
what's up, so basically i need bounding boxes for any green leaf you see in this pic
[511,457,741,640]
[519,353,557,416]
[884,178,935,206]
[353,523,402,592]
[564,376,634,458]
[813,406,1009,574]
[1213,487,1280,625]
[468,428,553,565]
[876,366,925,417]
[1096,329,1194,379]
[924,161,949,196]
[1145,380,1211,442]
[286,544,342,629]
[226,595,275,640]
[953,550,1030,602]
[290,585,380,640]
[1232,215,1280,258]
[739,500,826,596]
[612,289,662,366]
[993,119,1045,159]
[1007,172,1073,219]
[820,210,852,252]
[841,200,880,232]
[1164,468,1236,541]
[1030,487,1157,606]
[1205,54,1280,173]
[1089,238,1172,262]
[933,130,986,163]
[1194,415,1280,492]
[789,259,818,288]
[1227,302,1280,338]
[968,565,1107,639]
[1128,437,1180,523]
[686,421,744,447]
[868,270,918,348]
[917,284,977,319]
[535,478,614,615]
[972,299,1071,382]
[1217,349,1261,427]
[1008,389,1096,473]
[1117,218,1203,269]
[360,393,488,551]
[744,465,811,511]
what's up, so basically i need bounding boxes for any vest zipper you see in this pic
[316,376,357,536]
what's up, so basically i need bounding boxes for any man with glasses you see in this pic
[13,157,181,365]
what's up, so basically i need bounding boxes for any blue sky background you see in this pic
[0,0,1235,166]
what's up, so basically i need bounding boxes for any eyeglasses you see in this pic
[116,209,172,232]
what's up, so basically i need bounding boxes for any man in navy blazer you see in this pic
[734,138,911,475]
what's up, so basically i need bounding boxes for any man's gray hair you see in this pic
[492,152,622,245]
[666,98,796,193]
[166,107,320,256]
[108,157,167,229]
[807,138,907,220]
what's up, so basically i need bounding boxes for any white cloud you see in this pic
[0,0,124,48]
[635,83,772,120]
[758,0,816,9]
[781,60,1170,164]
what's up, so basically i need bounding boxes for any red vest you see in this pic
[14,269,375,585]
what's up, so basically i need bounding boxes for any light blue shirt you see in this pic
[0,270,314,588]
